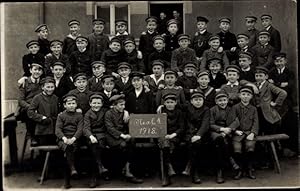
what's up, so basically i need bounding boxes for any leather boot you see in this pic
[162,175,171,187]
[192,169,201,184]
[182,160,192,176]
[89,177,98,188]
[124,162,143,184]
[216,169,225,184]
[234,169,243,180]
[247,169,256,179]
[167,163,176,177]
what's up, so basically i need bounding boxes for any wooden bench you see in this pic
[256,134,289,174]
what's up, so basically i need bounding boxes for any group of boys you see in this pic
[17,13,293,188]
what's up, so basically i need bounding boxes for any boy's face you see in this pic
[191,97,204,108]
[153,39,165,51]
[102,80,115,92]
[92,64,106,77]
[209,39,220,50]
[124,43,135,53]
[160,13,166,19]
[237,38,248,48]
[51,65,66,79]
[258,35,270,45]
[274,57,287,69]
[147,21,157,32]
[245,20,256,29]
[64,100,77,112]
[90,98,103,112]
[216,97,228,109]
[30,66,43,79]
[197,75,210,88]
[132,77,143,89]
[167,24,178,34]
[50,44,62,55]
[197,21,207,31]
[239,92,253,104]
[164,99,177,111]
[226,71,239,83]
[109,42,121,52]
[219,22,230,32]
[42,82,55,95]
[164,74,176,86]
[93,24,104,35]
[28,44,40,54]
[70,24,80,35]
[76,41,88,52]
[208,62,222,74]
[38,29,48,39]
[183,67,195,77]
[114,100,126,112]
[255,73,268,83]
[239,57,251,69]
[116,24,127,34]
[178,39,190,49]
[261,18,272,28]
[118,68,131,78]
[74,79,87,91]
[152,65,163,76]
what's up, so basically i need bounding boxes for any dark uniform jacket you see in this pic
[125,88,154,114]
[83,108,108,140]
[148,50,172,69]
[220,82,240,106]
[69,49,93,77]
[88,75,104,92]
[68,89,94,114]
[217,31,238,51]
[229,46,256,66]
[22,53,45,77]
[101,49,127,73]
[267,26,281,52]
[157,18,168,34]
[196,86,216,108]
[54,75,75,111]
[144,74,165,97]
[176,75,198,100]
[115,32,135,47]
[252,43,275,69]
[88,33,110,61]
[27,92,59,135]
[115,77,133,96]
[209,72,227,89]
[171,47,197,72]
[200,48,229,70]
[101,89,119,109]
[268,67,291,92]
[244,28,259,48]
[239,67,256,83]
[156,86,186,107]
[163,32,180,52]
[62,35,78,57]
[55,111,83,139]
[38,38,51,56]
[126,50,144,72]
[139,30,159,58]
[45,53,71,76]
[191,30,212,58]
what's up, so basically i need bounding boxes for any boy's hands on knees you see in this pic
[76,108,82,113]
[89,135,98,143]
[137,51,143,59]
[156,105,164,114]
[191,135,201,143]
[120,133,131,140]
[221,127,231,135]
[165,133,176,139]
[68,137,76,145]
[235,130,243,136]
[18,76,28,88]
[246,133,255,141]
[123,110,130,123]
[220,132,226,137]
[62,136,68,144]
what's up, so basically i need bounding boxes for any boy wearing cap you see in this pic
[260,14,281,52]
[27,76,59,145]
[244,16,259,48]
[143,60,165,97]
[252,31,275,69]
[88,18,110,61]
[115,62,134,96]
[148,35,172,70]
[69,36,93,77]
[83,93,110,188]
[163,19,180,52]
[101,74,118,108]
[18,62,44,146]
[124,38,145,72]
[35,24,51,56]
[200,35,229,71]
[191,16,212,60]
[45,40,71,76]
[176,62,198,100]
[115,20,135,46]
[238,52,256,82]
[231,85,259,180]
[171,34,197,76]
[55,93,83,188]
[230,33,255,65]
[207,58,227,90]
[68,73,94,114]
[182,90,210,184]
[159,93,185,186]
[88,61,107,92]
[105,94,143,184]
[63,19,81,56]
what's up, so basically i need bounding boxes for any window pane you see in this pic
[97,6,111,34]
[115,5,128,22]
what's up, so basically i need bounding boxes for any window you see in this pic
[95,2,130,36]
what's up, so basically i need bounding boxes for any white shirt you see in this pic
[116,31,129,36]
[277,67,285,74]
[67,33,81,40]
[241,67,251,72]
[135,88,143,98]
[30,76,39,84]
[150,74,164,85]
[226,81,239,88]
[104,90,112,98]
[54,76,61,87]
[266,26,271,31]
[258,80,266,89]
[199,29,207,34]
[122,77,129,84]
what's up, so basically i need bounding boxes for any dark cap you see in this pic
[109,94,125,104]
[273,52,287,60]
[35,24,48,32]
[225,65,241,73]
[207,58,223,65]
[145,16,158,23]
[75,36,88,43]
[237,33,250,39]
[255,66,268,74]
[191,90,204,99]
[152,60,165,68]
[123,38,135,46]
[50,40,63,47]
[239,51,253,59]
[118,62,131,70]
[101,74,116,83]
[152,35,165,42]
[51,61,65,68]
[89,93,104,101]
[130,71,145,79]
[197,70,210,78]
[41,76,55,85]
[184,62,197,69]
[26,40,39,48]
[239,85,254,95]
[93,18,105,25]
[215,90,229,100]
[209,35,220,42]
[68,19,80,26]
[245,16,257,22]
[197,16,209,23]
[115,19,127,26]
[163,93,177,101]
[258,30,270,37]
[164,69,178,77]
[261,14,272,20]
[73,73,87,81]
[167,19,178,26]
[177,34,190,42]
[63,93,77,103]
[219,17,231,23]
[110,37,121,44]
[91,61,106,67]
[30,62,44,69]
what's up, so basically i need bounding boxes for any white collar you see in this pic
[242,46,248,50]
[135,88,143,97]
[241,67,251,72]
[78,48,87,53]
[150,74,164,85]
[116,31,129,36]
[199,29,207,34]
[147,30,155,34]
[278,67,285,73]
[122,76,129,83]
[104,90,112,96]
[258,80,266,88]
[266,26,271,31]
[226,81,239,86]
[67,33,80,40]
[30,76,39,83]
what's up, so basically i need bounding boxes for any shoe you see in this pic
[126,176,144,184]
[216,170,225,184]
[167,163,176,177]
[192,171,201,184]
[247,170,256,179]
[162,177,171,187]
[234,169,242,180]
[102,171,110,181]
[98,164,108,175]
[182,161,192,176]
[71,170,78,179]
[89,178,98,188]
[63,183,72,189]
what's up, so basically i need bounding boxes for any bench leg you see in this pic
[40,151,51,185]
[20,134,29,165]
[160,149,166,185]
[270,141,281,174]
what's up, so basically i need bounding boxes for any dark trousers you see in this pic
[213,136,229,170]
[257,107,281,135]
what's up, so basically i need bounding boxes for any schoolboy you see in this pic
[115,62,134,96]
[252,31,275,69]
[68,73,94,114]
[104,94,143,184]
[55,93,83,188]
[18,62,44,146]
[139,16,159,74]
[238,52,256,82]
[191,16,212,60]
[88,18,110,61]
[207,58,227,90]
[244,16,259,48]
[171,34,197,76]
[27,76,59,145]
[231,85,259,180]
[101,74,118,109]
[83,93,110,188]
[88,61,107,92]
[35,24,51,56]
[69,36,93,77]
[163,19,180,52]
[115,20,135,46]
[63,19,81,56]
[200,35,229,70]
[260,14,281,52]
[230,33,255,65]
[124,38,144,72]
[143,60,165,97]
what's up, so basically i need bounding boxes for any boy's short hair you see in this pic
[68,19,80,26]
[73,73,87,82]
[41,76,55,85]
[152,60,165,68]
[177,34,190,42]
[145,16,158,23]
[167,19,178,26]
[164,69,178,78]
[225,65,240,74]
[51,61,65,68]
[191,90,204,99]
[219,17,231,23]
[163,93,177,101]
[258,30,270,37]
[75,36,88,43]
[197,16,209,23]
[26,40,39,48]
[215,90,229,100]
[63,93,77,103]
[239,85,254,95]
[209,35,220,42]
[110,37,121,44]
[92,18,105,25]
[118,62,132,70]
[35,24,48,32]
[89,93,104,102]
[50,40,63,47]
[197,70,209,78]
[260,14,272,20]
[273,52,287,60]
[255,66,268,75]
[110,94,125,105]
[153,35,165,42]
[239,52,253,60]
[245,16,257,22]
[91,61,106,68]
[101,74,116,83]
